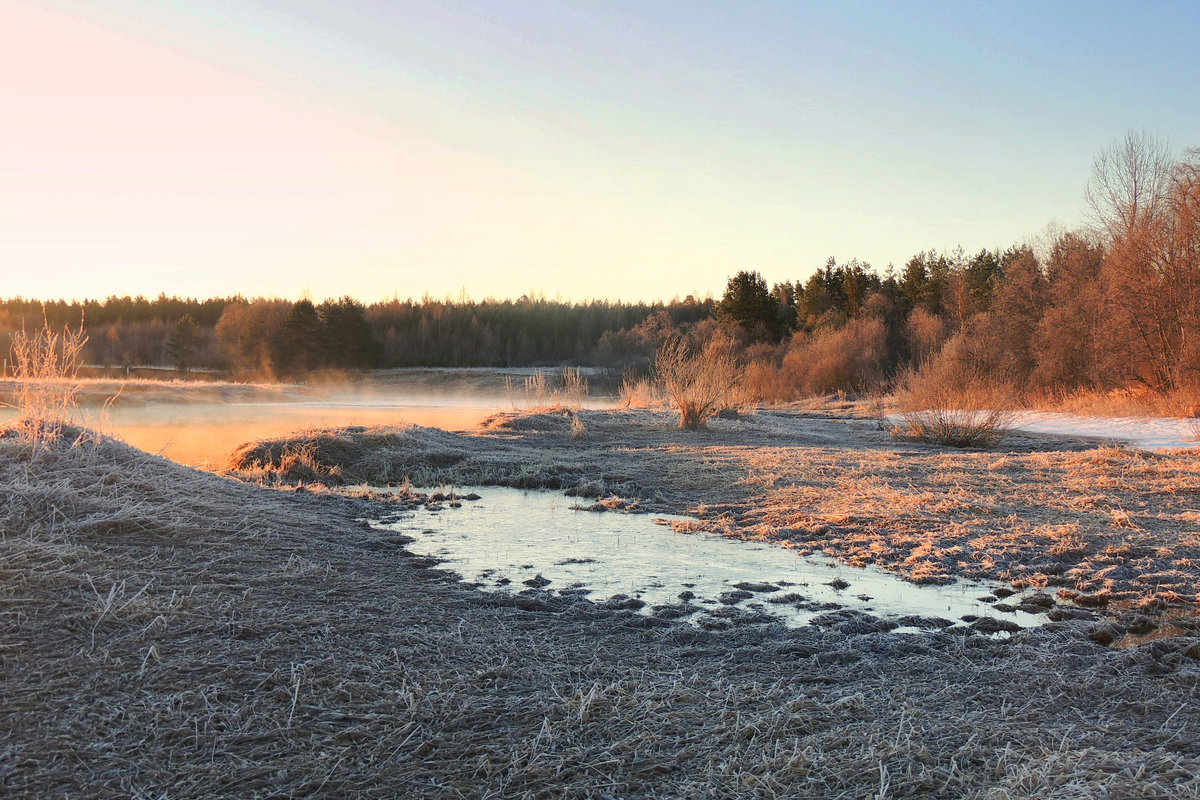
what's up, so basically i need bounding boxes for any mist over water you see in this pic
[0,369,614,466]
[106,402,501,466]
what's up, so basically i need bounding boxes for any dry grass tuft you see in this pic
[884,358,1015,448]
[887,408,1015,449]
[617,374,667,409]
[558,366,589,408]
[569,411,588,439]
[507,367,590,411]
[5,317,88,447]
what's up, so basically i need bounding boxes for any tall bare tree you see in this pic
[1086,130,1173,243]
[1088,132,1200,390]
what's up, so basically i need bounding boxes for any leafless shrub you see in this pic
[737,359,794,404]
[887,407,1014,449]
[655,337,739,430]
[783,317,889,396]
[885,353,1015,448]
[905,308,947,365]
[617,373,666,409]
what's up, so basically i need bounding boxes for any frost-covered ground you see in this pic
[232,406,1200,606]
[10,419,1200,799]
[1011,411,1199,450]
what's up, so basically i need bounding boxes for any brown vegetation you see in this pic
[885,407,1013,449]
[230,405,1200,610]
[782,316,889,397]
[883,351,1016,448]
[507,366,590,411]
[5,318,89,446]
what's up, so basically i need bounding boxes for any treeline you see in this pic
[699,132,1200,403]
[0,295,231,371]
[3,132,1195,402]
[0,292,715,377]
[698,242,1101,400]
[367,296,711,368]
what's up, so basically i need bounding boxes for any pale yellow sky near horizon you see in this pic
[3,2,822,304]
[4,1,1196,304]
[2,3,541,302]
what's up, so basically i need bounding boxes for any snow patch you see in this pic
[1011,412,1199,451]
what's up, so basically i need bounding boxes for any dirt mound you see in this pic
[227,424,472,484]
[480,408,577,433]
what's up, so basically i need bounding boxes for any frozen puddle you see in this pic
[373,487,1048,632]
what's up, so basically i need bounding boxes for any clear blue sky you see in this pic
[3,0,1198,302]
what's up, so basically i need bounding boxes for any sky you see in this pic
[2,1,1199,304]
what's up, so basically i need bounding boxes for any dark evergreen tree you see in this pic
[279,300,324,374]
[770,280,798,332]
[717,270,782,341]
[165,315,202,374]
[318,297,381,369]
[963,249,1003,312]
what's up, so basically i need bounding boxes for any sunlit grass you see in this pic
[5,319,88,446]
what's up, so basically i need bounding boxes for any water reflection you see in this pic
[1,370,613,466]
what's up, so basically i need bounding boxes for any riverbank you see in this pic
[230,405,1200,615]
[4,426,1200,797]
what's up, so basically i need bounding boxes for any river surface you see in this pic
[0,372,609,466]
[97,396,510,466]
